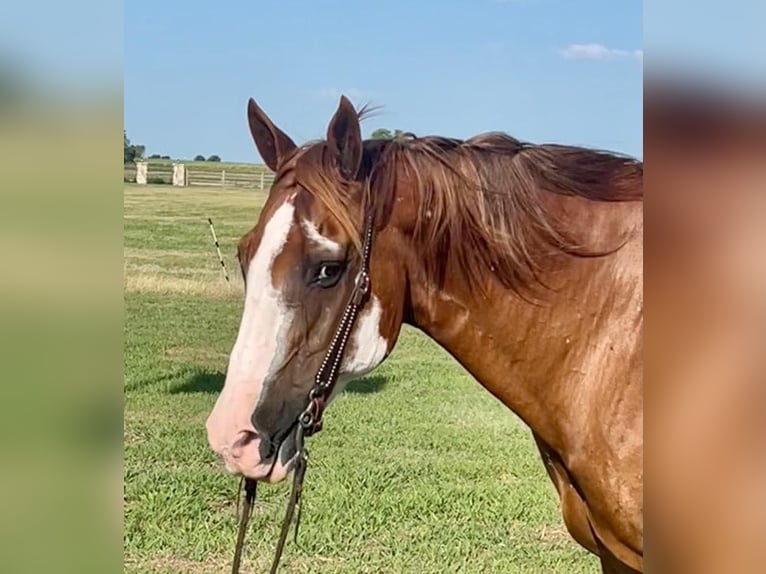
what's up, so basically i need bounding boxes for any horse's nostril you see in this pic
[258,436,276,460]
[230,429,276,461]
[230,430,258,458]
[250,412,280,460]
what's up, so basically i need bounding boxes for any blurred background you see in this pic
[0,1,121,573]
[644,2,766,570]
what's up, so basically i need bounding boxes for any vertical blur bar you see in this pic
[208,217,230,282]
[645,1,766,569]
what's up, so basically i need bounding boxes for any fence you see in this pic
[186,168,275,189]
[124,162,276,191]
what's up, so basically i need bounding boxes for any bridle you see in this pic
[231,211,375,574]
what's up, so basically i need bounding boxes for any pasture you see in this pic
[123,184,597,573]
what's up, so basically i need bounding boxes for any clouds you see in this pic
[560,43,643,62]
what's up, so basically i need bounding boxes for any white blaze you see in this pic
[207,199,296,448]
[230,200,296,384]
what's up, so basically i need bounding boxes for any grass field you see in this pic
[124,184,598,573]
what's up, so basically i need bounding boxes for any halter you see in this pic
[231,212,375,574]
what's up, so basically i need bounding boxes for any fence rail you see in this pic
[186,169,275,189]
[124,162,275,190]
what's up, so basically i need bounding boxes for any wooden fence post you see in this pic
[172,163,186,187]
[136,161,148,185]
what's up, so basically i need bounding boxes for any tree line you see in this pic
[124,131,222,164]
[124,127,406,166]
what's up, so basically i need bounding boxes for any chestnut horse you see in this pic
[206,96,643,573]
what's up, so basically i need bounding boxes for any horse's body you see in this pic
[357,132,644,572]
[206,96,643,573]
[404,193,643,572]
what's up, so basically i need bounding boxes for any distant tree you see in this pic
[194,154,206,162]
[370,128,406,140]
[148,154,161,159]
[124,131,146,164]
[160,155,171,160]
[207,154,221,162]
[370,128,393,140]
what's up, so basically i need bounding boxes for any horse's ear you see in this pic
[247,98,296,172]
[326,95,362,179]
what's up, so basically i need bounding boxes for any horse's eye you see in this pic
[314,261,344,288]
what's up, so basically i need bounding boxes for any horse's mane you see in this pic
[293,120,642,295]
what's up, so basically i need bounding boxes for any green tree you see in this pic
[207,154,221,162]
[370,128,407,140]
[370,128,393,140]
[124,131,146,164]
[194,154,206,161]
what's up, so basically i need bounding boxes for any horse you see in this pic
[206,95,643,573]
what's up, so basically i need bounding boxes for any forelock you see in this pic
[293,143,364,254]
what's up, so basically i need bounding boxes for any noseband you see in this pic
[231,212,375,574]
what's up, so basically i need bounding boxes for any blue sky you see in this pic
[125,0,643,163]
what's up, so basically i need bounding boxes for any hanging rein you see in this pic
[231,212,375,574]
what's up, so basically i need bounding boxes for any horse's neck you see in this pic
[406,201,642,454]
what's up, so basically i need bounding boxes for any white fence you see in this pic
[125,162,276,191]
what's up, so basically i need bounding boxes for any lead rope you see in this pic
[267,426,307,574]
[229,213,375,574]
[231,428,308,574]
[232,479,257,574]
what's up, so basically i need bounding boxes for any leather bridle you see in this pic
[231,212,375,574]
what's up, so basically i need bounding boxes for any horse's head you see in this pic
[206,96,407,481]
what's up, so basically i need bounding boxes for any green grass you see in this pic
[124,184,598,573]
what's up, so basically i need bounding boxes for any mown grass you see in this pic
[123,184,597,573]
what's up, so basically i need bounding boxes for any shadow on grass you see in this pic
[343,374,388,394]
[170,370,225,394]
[170,370,389,395]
